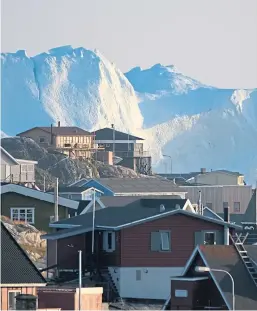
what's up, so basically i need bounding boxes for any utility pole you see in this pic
[163,154,172,175]
[78,250,82,311]
[54,178,59,222]
[111,124,115,156]
[92,188,96,254]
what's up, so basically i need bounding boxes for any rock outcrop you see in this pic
[1,137,140,189]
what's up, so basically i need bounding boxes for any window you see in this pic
[39,137,45,143]
[204,232,216,245]
[234,202,241,213]
[151,231,171,251]
[11,208,35,224]
[136,270,141,281]
[160,231,170,251]
[175,290,188,298]
[8,291,20,310]
[103,231,115,252]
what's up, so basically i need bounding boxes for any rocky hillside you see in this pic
[1,216,46,269]
[1,137,141,190]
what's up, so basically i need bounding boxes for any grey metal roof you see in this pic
[199,245,257,310]
[91,177,184,193]
[92,127,144,141]
[51,198,188,228]
[48,185,96,193]
[1,222,46,284]
[17,126,91,136]
[99,195,183,208]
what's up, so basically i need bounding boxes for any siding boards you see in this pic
[120,214,225,267]
[182,186,252,214]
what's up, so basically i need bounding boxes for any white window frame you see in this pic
[8,290,21,310]
[39,137,45,143]
[160,231,170,251]
[10,207,35,224]
[103,231,115,252]
[204,231,216,245]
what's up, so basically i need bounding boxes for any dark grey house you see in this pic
[92,127,152,175]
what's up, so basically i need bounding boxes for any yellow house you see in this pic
[17,123,95,159]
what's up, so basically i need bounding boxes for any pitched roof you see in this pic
[43,199,241,240]
[17,126,91,136]
[203,206,224,221]
[1,146,19,165]
[197,245,257,310]
[92,127,144,141]
[1,222,46,285]
[1,183,79,210]
[86,177,185,194]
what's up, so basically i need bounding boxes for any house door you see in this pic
[204,232,216,245]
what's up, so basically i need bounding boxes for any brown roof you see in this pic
[17,126,92,136]
[199,245,257,310]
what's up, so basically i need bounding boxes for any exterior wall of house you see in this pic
[105,214,230,300]
[181,185,252,214]
[1,151,17,182]
[18,128,55,147]
[1,193,69,232]
[1,286,37,310]
[194,172,243,185]
[37,287,103,311]
[94,151,113,165]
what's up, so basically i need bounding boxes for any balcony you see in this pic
[114,150,150,158]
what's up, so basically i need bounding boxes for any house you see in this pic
[1,146,38,187]
[161,168,245,186]
[68,177,188,197]
[42,198,241,301]
[180,184,253,217]
[0,222,46,310]
[16,123,95,159]
[92,126,152,175]
[47,185,104,201]
[168,244,257,310]
[1,183,79,231]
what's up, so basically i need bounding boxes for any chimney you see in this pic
[58,121,60,127]
[111,124,115,156]
[223,204,230,245]
[200,168,206,174]
[50,124,53,145]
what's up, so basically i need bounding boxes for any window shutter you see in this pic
[194,231,204,246]
[151,231,160,251]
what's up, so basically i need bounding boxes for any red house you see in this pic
[42,197,241,302]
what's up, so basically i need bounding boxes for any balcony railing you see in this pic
[114,150,150,157]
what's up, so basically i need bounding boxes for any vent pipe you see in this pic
[160,204,165,212]
[200,168,206,174]
[223,204,230,245]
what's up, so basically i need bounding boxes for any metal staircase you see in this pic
[232,233,257,287]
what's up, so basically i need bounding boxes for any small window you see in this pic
[107,232,113,250]
[8,291,20,310]
[175,289,188,298]
[39,137,45,143]
[103,231,115,252]
[136,270,141,281]
[10,208,35,224]
[160,231,170,251]
[21,164,27,172]
[234,202,240,213]
[204,232,216,245]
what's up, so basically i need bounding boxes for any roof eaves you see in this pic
[1,146,19,165]
[1,184,79,210]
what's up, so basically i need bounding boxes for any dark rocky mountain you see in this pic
[1,137,140,190]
